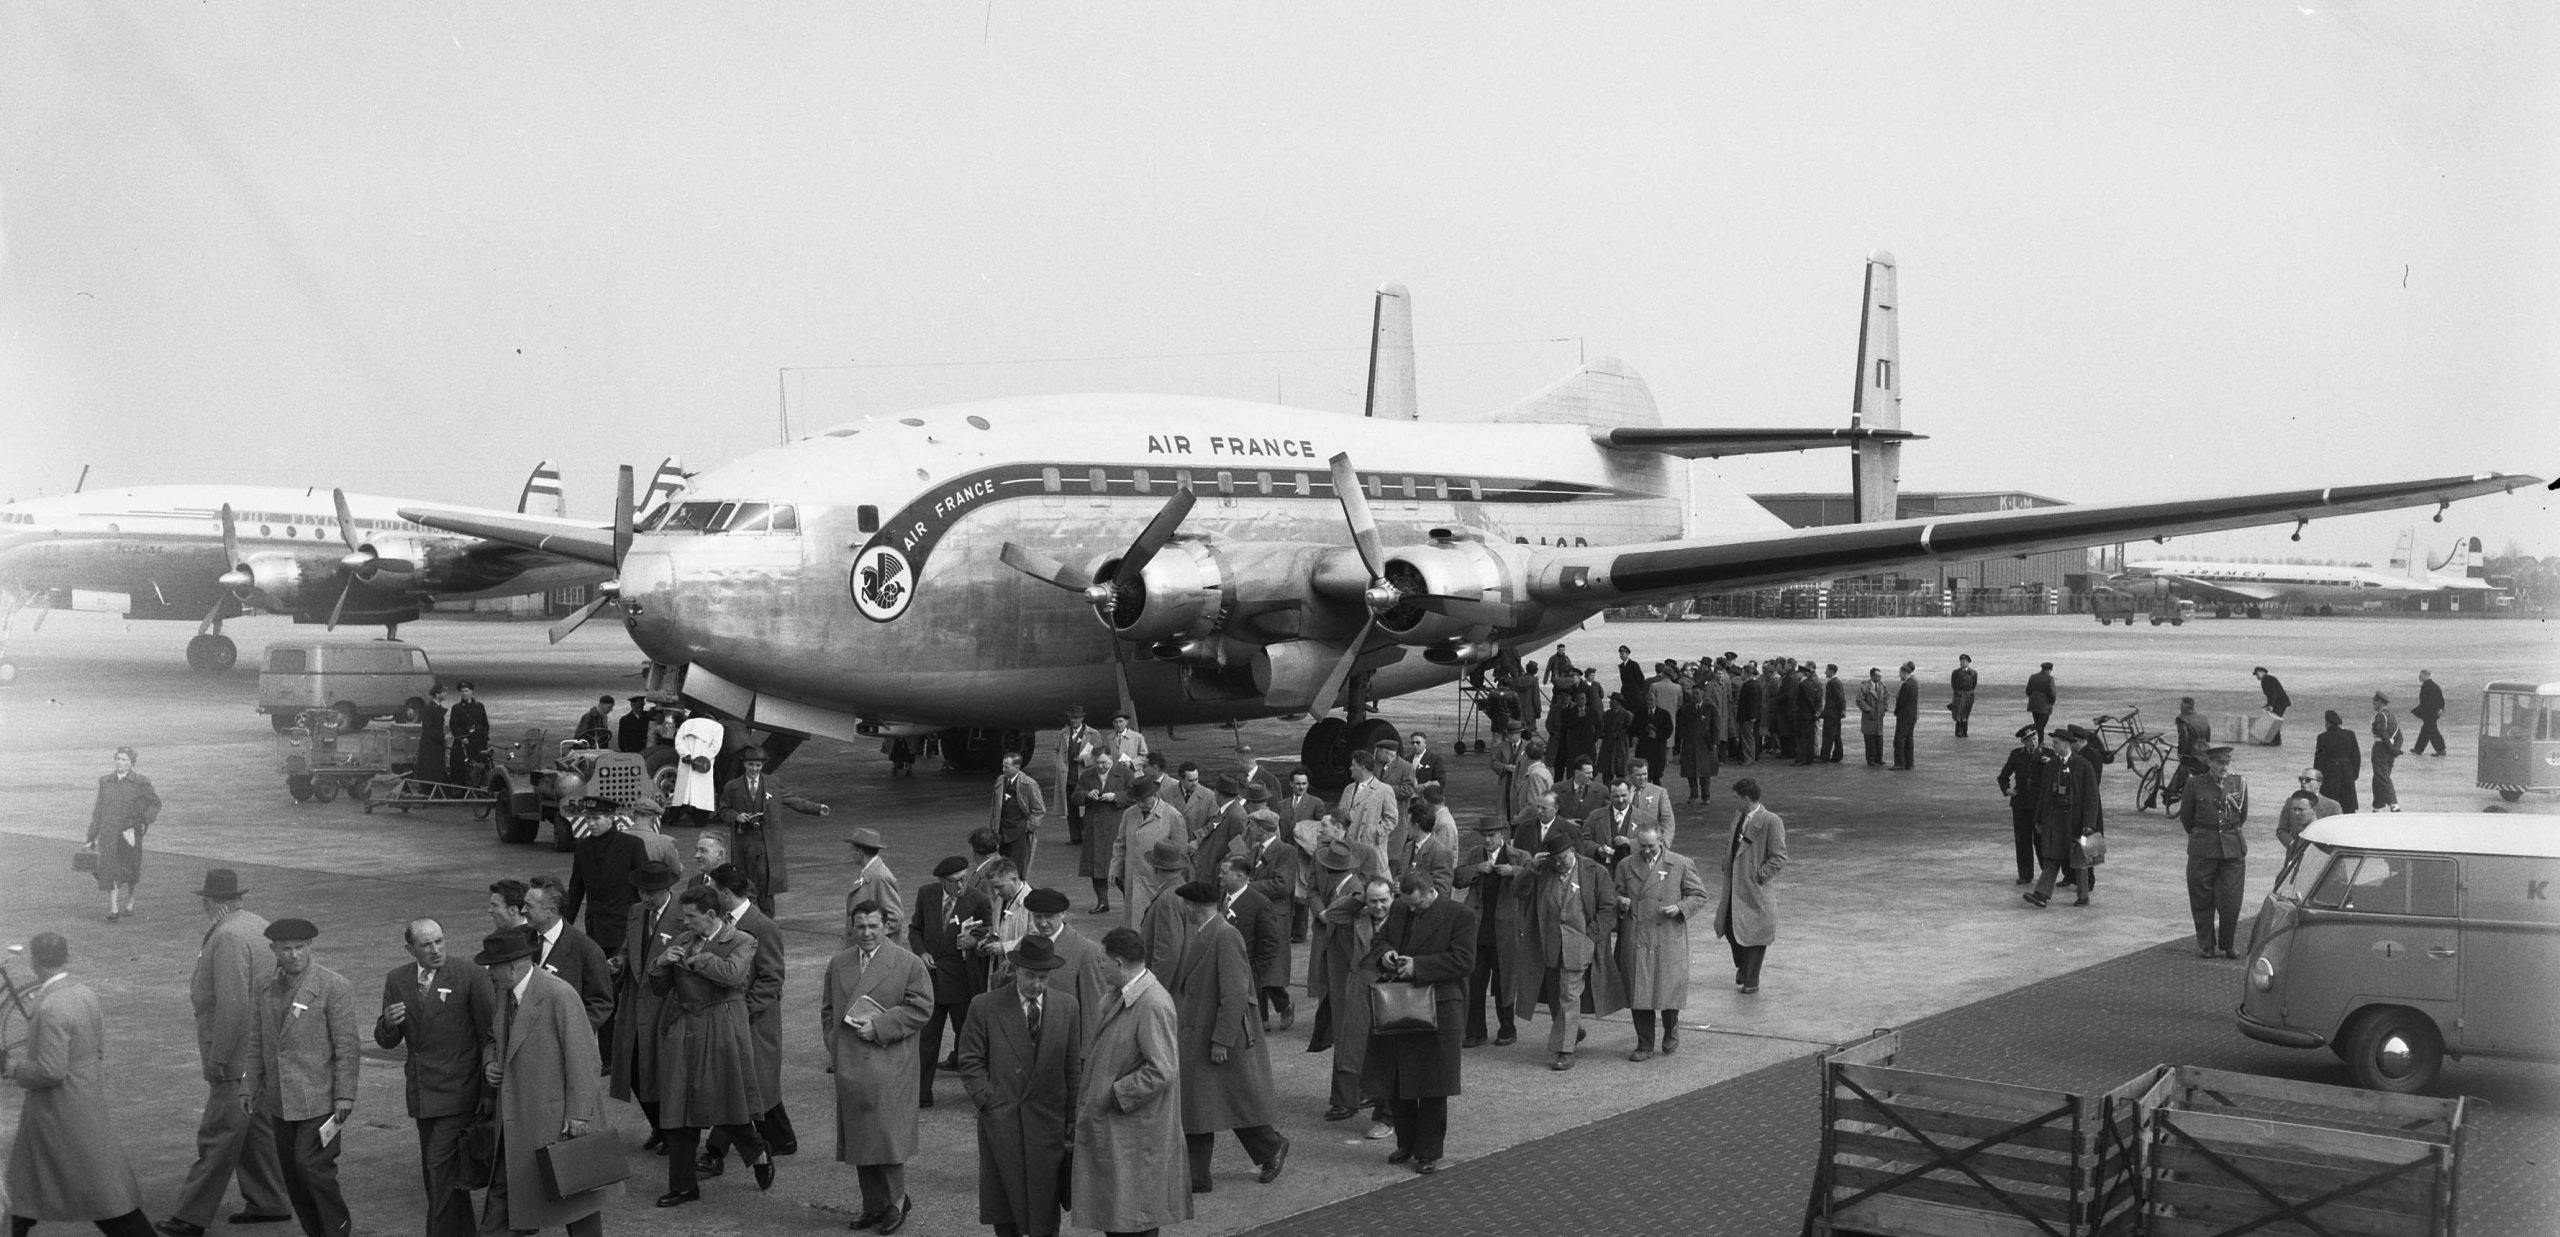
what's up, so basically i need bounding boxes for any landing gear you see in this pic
[1297,671,1398,794]
[186,633,238,673]
[935,728,1033,773]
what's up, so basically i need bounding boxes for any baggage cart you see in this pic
[2138,1065,2464,1237]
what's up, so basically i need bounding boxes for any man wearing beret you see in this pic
[162,870,290,1237]
[239,919,359,1237]
[910,855,994,1109]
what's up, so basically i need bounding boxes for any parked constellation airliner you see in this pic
[402,258,2536,778]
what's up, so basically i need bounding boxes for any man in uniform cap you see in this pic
[842,828,904,943]
[241,919,359,1237]
[162,870,291,1237]
[910,855,994,1108]
[1996,725,2055,886]
[2177,745,2250,959]
[719,745,830,917]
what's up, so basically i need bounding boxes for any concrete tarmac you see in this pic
[1,609,2550,1235]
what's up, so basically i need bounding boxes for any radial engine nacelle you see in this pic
[225,553,316,610]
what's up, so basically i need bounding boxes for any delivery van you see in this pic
[2237,813,2560,1093]
[257,638,436,731]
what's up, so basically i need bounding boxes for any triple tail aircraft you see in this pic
[0,460,688,675]
[404,256,2537,774]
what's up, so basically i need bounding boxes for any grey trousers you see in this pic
[169,1078,288,1227]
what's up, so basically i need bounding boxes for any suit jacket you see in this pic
[493,969,608,1230]
[1336,777,1397,849]
[1242,836,1301,918]
[1283,792,1327,824]
[992,769,1048,844]
[1220,885,1290,991]
[912,882,996,1007]
[2414,679,2445,721]
[1555,777,1607,827]
[374,957,497,1119]
[243,962,361,1122]
[535,923,615,1032]
[718,773,824,895]
[1822,676,1848,720]
[1893,676,1920,722]
[192,907,272,1081]
[1508,808,1587,862]
[563,829,648,950]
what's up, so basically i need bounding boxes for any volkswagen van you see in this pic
[2237,813,2560,1092]
[256,638,436,731]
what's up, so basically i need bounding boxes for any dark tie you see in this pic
[1025,996,1043,1042]
[501,989,519,1048]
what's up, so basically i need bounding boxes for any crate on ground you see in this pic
[2215,711,2285,747]
[2138,1065,2464,1237]
[1806,1030,2154,1237]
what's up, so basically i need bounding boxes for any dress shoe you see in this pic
[2014,876,2032,885]
[156,1221,206,1237]
[754,1154,776,1191]
[1739,984,1759,995]
[1629,1046,1655,1062]
[1461,1034,1487,1049]
[1493,1030,1516,1046]
[1551,1054,1575,1071]
[228,1215,292,1226]
[846,1210,885,1231]
[2072,897,2090,907]
[696,1153,726,1177]
[2199,948,2218,959]
[1365,1120,1392,1141]
[2022,891,2049,908]
[1322,1104,1359,1121]
[2221,949,2240,960]
[919,1096,935,1109]
[106,911,120,922]
[1388,1147,1415,1165]
[654,1190,701,1208]
[1661,1029,1679,1054]
[1090,903,1111,915]
[1276,1008,1295,1033]
[1191,1183,1213,1195]
[875,1196,911,1235]
[1257,1137,1291,1183]
[641,1130,666,1153]
[1414,1158,1440,1175]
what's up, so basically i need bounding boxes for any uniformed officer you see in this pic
[2177,745,2249,959]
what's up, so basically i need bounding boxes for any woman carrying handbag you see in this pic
[86,747,160,922]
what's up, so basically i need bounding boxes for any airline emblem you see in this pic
[853,547,914,622]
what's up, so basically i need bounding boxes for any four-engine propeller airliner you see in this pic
[2123,530,2500,615]
[0,459,687,673]
[402,258,2538,778]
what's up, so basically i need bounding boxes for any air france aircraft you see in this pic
[405,257,2535,777]
[0,459,687,674]
[2124,530,2498,615]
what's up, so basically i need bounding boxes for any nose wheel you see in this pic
[186,633,238,673]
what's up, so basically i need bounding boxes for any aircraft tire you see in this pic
[287,774,316,803]
[204,635,237,672]
[1299,718,1351,793]
[2499,786,2525,803]
[1345,717,1402,769]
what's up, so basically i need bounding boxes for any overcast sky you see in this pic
[2,2,2551,563]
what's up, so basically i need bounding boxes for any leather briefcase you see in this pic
[536,1132,629,1197]
[71,846,97,873]
[1369,980,1438,1035]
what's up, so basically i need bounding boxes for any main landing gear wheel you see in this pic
[1346,717,1402,764]
[2497,785,2525,803]
[186,633,237,673]
[1300,718,1351,792]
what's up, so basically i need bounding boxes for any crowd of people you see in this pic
[11,655,2460,1237]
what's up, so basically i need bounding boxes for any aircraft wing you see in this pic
[1589,426,1925,459]
[398,505,620,568]
[1523,472,2536,606]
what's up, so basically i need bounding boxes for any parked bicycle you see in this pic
[2092,707,2177,813]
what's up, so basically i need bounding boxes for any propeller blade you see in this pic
[1307,617,1377,722]
[612,464,635,566]
[325,578,353,631]
[1112,639,1138,723]
[1328,454,1384,583]
[331,488,360,551]
[548,595,610,645]
[1114,486,1197,582]
[1411,593,1523,627]
[999,542,1096,593]
[216,504,253,594]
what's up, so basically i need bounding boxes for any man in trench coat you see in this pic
[1361,874,1477,1174]
[610,863,684,1148]
[6,933,154,1237]
[1454,813,1525,1047]
[471,931,611,1236]
[822,903,936,1233]
[955,935,1083,1237]
[703,864,799,1172]
[1512,834,1620,1070]
[1316,878,1395,1125]
[164,869,290,1237]
[1072,928,1190,1236]
[1162,883,1289,1193]
[1714,779,1789,995]
[1612,827,1709,1061]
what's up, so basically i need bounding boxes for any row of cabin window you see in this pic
[644,501,801,535]
[1038,467,1485,503]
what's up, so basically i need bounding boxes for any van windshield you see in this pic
[2305,852,2459,917]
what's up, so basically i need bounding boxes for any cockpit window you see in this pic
[660,501,726,533]
[718,503,768,533]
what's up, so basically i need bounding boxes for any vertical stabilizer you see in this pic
[1849,252,1903,524]
[1364,284,1418,420]
[516,461,567,518]
[2459,535,2486,580]
[2390,526,2419,575]
[638,457,687,523]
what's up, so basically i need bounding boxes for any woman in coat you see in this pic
[649,887,772,1205]
[413,688,449,794]
[85,747,159,922]
[2312,711,2361,815]
[1676,677,1720,802]
[5,933,150,1236]
[1713,779,1788,994]
[1614,828,1710,1058]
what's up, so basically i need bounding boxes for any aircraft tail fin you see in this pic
[2391,526,2420,575]
[1363,284,1418,420]
[638,457,687,522]
[515,461,568,518]
[1454,356,1660,429]
[1849,251,1903,524]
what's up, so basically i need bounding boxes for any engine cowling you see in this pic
[235,553,318,610]
[1373,537,1524,647]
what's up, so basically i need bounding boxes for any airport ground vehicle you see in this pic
[2476,679,2560,803]
[257,638,435,732]
[2090,707,2175,812]
[486,735,649,851]
[2237,813,2560,1093]
[2089,586,2188,626]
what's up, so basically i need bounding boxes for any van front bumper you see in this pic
[2235,1006,2326,1050]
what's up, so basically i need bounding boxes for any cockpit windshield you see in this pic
[643,500,799,535]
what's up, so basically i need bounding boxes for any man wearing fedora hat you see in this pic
[719,745,830,917]
[611,861,684,1152]
[240,918,359,1237]
[954,933,1082,1237]
[1052,705,1100,842]
[471,931,609,1237]
[842,829,904,944]
[1109,774,1187,931]
[372,918,496,1237]
[162,870,291,1237]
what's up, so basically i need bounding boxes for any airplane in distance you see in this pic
[2122,529,2499,616]
[0,458,688,678]
[404,256,2537,781]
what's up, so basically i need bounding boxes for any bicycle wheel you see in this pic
[2136,765,2163,813]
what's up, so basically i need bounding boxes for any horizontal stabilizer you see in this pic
[1527,472,2537,606]
[1592,426,1924,459]
[397,505,620,567]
